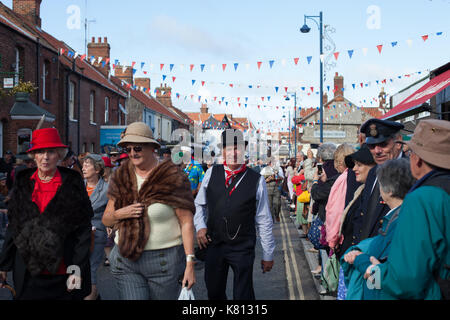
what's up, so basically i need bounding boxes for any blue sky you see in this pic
[4,0,449,131]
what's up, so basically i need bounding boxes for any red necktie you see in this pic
[224,162,247,188]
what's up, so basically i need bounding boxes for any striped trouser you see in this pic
[109,244,185,300]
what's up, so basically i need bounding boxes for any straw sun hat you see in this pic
[117,122,161,149]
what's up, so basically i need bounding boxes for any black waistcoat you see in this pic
[206,165,260,246]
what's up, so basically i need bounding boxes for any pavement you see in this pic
[283,199,336,300]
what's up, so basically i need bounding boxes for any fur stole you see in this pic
[108,159,195,261]
[7,167,93,276]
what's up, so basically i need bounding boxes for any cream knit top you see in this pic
[115,173,183,250]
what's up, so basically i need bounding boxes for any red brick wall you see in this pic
[87,37,110,77]
[0,22,60,155]
[0,21,126,156]
[12,0,42,27]
[65,73,126,154]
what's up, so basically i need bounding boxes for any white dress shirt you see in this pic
[194,166,276,261]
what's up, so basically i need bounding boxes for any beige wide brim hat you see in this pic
[117,122,161,149]
[406,119,450,170]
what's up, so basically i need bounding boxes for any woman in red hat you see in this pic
[0,128,93,300]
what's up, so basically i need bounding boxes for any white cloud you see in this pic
[149,15,249,59]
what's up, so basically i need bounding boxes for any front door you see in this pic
[0,122,3,156]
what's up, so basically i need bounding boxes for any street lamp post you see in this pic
[301,11,324,143]
[286,92,297,157]
[288,108,291,157]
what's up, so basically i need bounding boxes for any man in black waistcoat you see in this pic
[194,129,275,300]
[352,118,406,245]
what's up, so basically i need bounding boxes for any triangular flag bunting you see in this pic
[190,64,194,72]
[294,57,299,65]
[422,35,428,42]
[201,81,205,86]
[234,63,239,71]
[333,52,340,60]
[347,50,354,59]
[391,41,398,47]
[257,61,262,70]
[222,64,227,71]
[269,60,275,69]
[376,45,383,54]
[307,56,312,64]
[160,64,164,71]
[172,77,176,82]
[169,64,174,72]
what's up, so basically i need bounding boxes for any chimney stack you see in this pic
[87,36,111,77]
[13,0,42,27]
[334,72,344,101]
[135,78,151,92]
[114,65,133,85]
[155,84,173,108]
[200,104,209,114]
[323,92,328,105]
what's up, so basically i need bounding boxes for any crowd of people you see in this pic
[0,117,448,300]
[276,118,449,300]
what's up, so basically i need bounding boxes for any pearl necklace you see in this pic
[38,172,54,183]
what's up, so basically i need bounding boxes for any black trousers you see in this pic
[204,242,255,300]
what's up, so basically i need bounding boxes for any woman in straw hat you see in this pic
[0,128,93,300]
[102,122,196,300]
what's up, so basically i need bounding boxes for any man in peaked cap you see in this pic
[353,118,406,244]
[365,119,450,299]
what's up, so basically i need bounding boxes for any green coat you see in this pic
[378,185,450,299]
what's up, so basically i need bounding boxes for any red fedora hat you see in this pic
[27,128,68,153]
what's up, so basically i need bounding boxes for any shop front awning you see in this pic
[382,68,450,120]
[10,98,56,122]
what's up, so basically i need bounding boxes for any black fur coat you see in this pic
[0,166,93,298]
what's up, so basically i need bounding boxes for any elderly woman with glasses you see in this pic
[0,128,93,300]
[341,158,415,300]
[102,122,196,300]
[82,154,109,300]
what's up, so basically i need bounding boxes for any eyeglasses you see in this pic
[125,146,143,153]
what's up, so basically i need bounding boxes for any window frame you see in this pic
[105,96,110,124]
[69,81,76,120]
[89,91,96,124]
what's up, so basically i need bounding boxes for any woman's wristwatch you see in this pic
[186,254,196,263]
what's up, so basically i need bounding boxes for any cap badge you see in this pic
[370,124,378,137]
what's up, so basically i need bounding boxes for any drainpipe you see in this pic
[77,73,81,154]
[36,38,41,104]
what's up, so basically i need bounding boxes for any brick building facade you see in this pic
[0,0,127,156]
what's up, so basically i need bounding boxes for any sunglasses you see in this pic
[125,146,143,153]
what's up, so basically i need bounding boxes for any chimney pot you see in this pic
[104,37,107,43]
[98,37,101,43]
[91,37,95,43]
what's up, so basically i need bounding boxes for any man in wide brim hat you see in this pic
[405,119,450,170]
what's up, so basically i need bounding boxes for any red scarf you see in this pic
[224,161,247,188]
